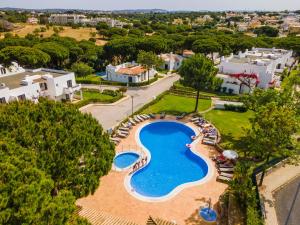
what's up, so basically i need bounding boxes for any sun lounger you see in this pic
[140,115,147,120]
[219,172,234,178]
[118,130,129,136]
[190,117,200,122]
[137,115,144,121]
[133,116,141,123]
[122,122,132,129]
[149,114,156,119]
[142,114,150,119]
[117,132,127,138]
[176,113,186,120]
[217,163,234,169]
[202,138,216,146]
[217,175,232,182]
[128,118,136,125]
[110,137,121,143]
[218,167,234,172]
[160,112,166,119]
[119,127,129,132]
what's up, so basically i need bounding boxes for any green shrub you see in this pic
[224,104,247,112]
[102,89,120,97]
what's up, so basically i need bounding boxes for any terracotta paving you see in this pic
[77,117,227,225]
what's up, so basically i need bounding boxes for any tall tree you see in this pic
[178,54,217,112]
[0,99,115,198]
[246,102,298,186]
[71,62,94,78]
[137,50,163,83]
[192,39,221,62]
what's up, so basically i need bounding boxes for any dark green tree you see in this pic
[178,54,217,112]
[71,62,95,78]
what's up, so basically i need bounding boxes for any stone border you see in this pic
[123,120,214,202]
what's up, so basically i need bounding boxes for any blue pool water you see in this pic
[130,121,209,198]
[114,152,139,169]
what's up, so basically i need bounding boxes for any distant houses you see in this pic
[217,47,293,94]
[0,63,81,103]
[48,14,130,28]
[159,53,184,71]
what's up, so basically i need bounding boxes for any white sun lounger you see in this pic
[140,114,148,120]
[122,122,132,129]
[219,172,234,178]
[143,114,150,119]
[110,137,121,143]
[119,127,129,132]
[134,116,142,123]
[137,115,144,121]
[190,117,200,122]
[217,175,232,182]
[117,132,127,138]
[129,118,136,125]
[218,167,234,172]
[118,130,129,135]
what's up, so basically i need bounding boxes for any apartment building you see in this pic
[0,63,81,103]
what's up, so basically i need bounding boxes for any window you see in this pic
[0,97,6,103]
[39,82,48,91]
[67,80,72,88]
[18,94,26,101]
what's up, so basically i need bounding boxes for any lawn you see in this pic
[142,94,212,114]
[204,109,254,150]
[76,74,100,84]
[76,89,123,107]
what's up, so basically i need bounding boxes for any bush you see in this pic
[224,104,247,112]
[102,89,120,97]
[118,87,127,93]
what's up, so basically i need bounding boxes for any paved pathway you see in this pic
[80,74,180,130]
[259,164,300,225]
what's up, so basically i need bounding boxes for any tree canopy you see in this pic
[179,54,217,111]
[71,62,95,78]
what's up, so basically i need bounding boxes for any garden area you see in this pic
[76,88,124,107]
[141,92,253,152]
[142,94,212,115]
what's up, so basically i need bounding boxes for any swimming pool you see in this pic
[114,152,140,170]
[129,121,210,200]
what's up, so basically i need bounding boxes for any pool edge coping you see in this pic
[123,119,215,202]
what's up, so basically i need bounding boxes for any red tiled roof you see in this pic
[117,66,146,76]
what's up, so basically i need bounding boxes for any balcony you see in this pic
[63,84,81,94]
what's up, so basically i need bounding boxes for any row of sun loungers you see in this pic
[213,155,236,183]
[190,117,218,146]
[113,114,153,141]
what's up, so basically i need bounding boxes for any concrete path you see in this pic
[80,74,180,130]
[259,164,300,225]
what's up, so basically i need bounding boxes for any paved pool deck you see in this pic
[77,117,227,225]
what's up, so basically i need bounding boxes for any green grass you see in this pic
[76,74,100,84]
[82,90,116,102]
[204,109,254,151]
[142,94,212,115]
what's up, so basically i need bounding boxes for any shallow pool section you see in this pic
[130,121,209,199]
[114,152,139,170]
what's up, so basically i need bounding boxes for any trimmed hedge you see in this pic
[224,104,247,112]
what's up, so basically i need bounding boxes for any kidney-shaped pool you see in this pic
[129,121,209,200]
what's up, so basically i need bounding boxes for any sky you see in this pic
[0,0,299,11]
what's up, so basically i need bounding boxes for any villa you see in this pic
[106,62,157,84]
[159,52,184,71]
[217,47,293,94]
[0,63,81,103]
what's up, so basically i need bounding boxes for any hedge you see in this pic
[224,104,247,112]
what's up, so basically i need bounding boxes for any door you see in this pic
[128,77,133,83]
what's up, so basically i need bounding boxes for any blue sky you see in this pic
[0,0,299,11]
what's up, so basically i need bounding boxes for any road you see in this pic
[80,74,180,130]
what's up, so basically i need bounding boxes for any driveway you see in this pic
[80,74,180,130]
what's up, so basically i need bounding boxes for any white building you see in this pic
[27,17,39,24]
[0,64,81,103]
[48,14,87,25]
[106,62,157,84]
[217,47,293,94]
[159,53,184,71]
